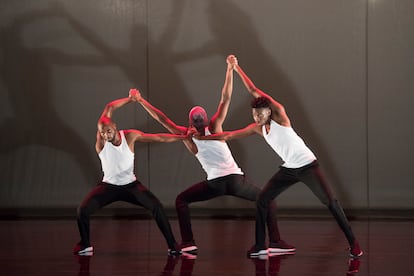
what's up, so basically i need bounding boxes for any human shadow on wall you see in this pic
[181,0,349,203]
[0,8,102,200]
[60,0,194,123]
[57,0,200,191]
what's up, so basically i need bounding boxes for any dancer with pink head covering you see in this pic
[130,55,294,256]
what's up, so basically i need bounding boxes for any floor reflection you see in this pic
[250,253,295,276]
[347,258,361,275]
[2,219,413,276]
[160,253,197,276]
[75,252,92,276]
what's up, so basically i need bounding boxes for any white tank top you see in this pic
[263,120,316,168]
[192,128,243,180]
[99,130,136,185]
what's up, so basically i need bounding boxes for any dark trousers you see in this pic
[256,161,356,248]
[175,174,281,243]
[77,181,177,249]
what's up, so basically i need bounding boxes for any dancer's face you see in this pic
[252,107,271,125]
[99,123,117,142]
[191,115,208,131]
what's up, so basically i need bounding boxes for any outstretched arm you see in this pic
[99,96,133,121]
[129,89,198,154]
[125,129,191,144]
[195,123,260,141]
[235,62,290,126]
[210,55,237,133]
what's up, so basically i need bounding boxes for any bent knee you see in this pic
[175,196,187,207]
[77,200,99,217]
[77,205,90,217]
[327,198,339,208]
[151,201,164,211]
[256,196,271,208]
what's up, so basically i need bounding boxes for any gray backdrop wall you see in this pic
[1,0,413,214]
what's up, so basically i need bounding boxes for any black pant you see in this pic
[76,181,177,249]
[175,174,281,244]
[256,161,356,248]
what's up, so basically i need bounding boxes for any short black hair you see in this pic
[251,97,270,108]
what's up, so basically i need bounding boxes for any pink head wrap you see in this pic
[188,106,208,127]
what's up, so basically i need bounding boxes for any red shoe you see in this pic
[180,241,198,253]
[349,240,363,258]
[268,240,296,254]
[168,243,182,256]
[247,245,268,257]
[73,242,93,255]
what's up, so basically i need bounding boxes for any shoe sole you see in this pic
[181,246,198,253]
[78,251,94,256]
[268,251,295,257]
[268,248,296,253]
[350,251,363,258]
[76,246,93,255]
[249,249,268,257]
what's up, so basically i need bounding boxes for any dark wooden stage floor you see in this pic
[1,218,413,275]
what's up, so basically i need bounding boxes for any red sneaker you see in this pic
[180,241,198,253]
[247,245,268,257]
[268,240,296,254]
[73,242,93,255]
[349,240,363,258]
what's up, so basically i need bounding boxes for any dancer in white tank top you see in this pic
[192,127,242,180]
[74,90,189,256]
[196,56,363,258]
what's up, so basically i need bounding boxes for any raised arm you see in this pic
[95,96,134,153]
[129,89,186,135]
[129,89,199,154]
[210,55,237,133]
[235,62,290,126]
[99,96,133,122]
